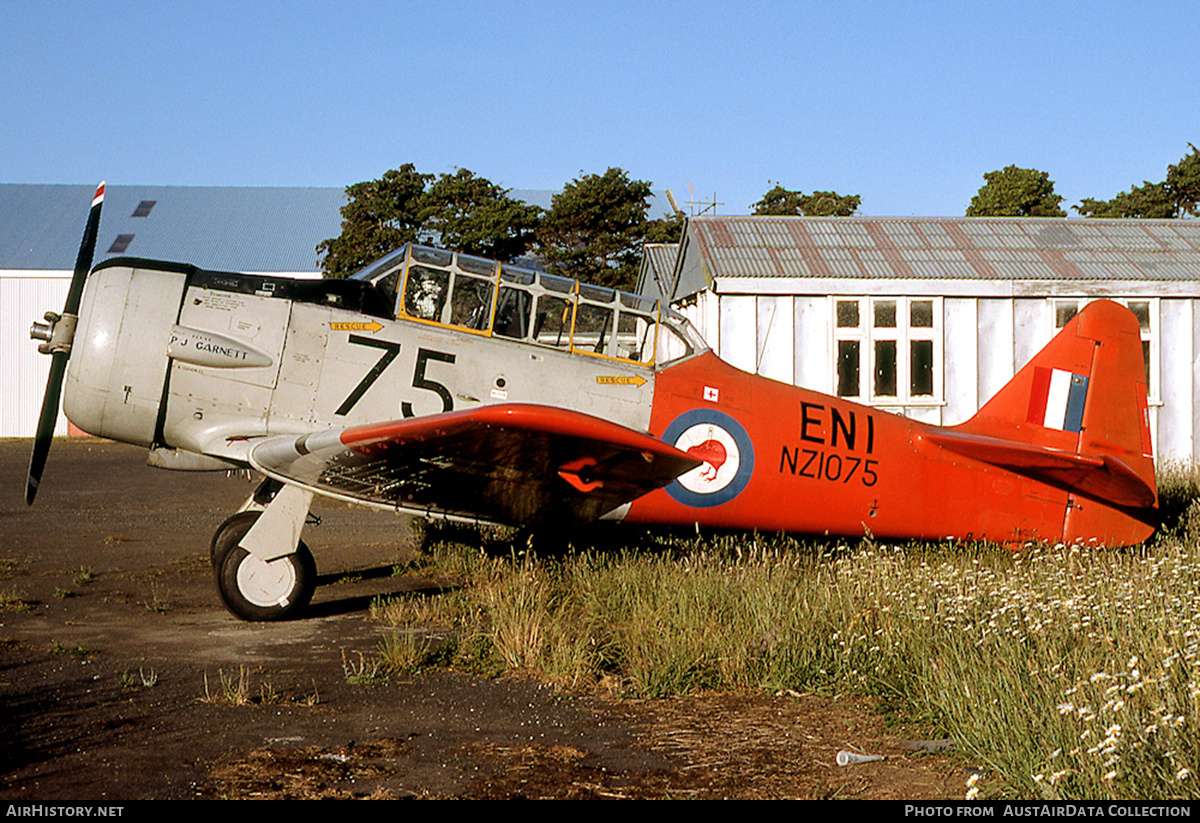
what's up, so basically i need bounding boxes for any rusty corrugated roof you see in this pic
[688,216,1200,281]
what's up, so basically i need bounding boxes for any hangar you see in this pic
[0,184,346,437]
[640,215,1200,465]
[0,182,673,438]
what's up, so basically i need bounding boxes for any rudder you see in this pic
[954,300,1156,544]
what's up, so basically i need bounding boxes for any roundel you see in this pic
[662,408,755,508]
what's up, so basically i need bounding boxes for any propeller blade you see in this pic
[26,354,67,505]
[25,181,105,505]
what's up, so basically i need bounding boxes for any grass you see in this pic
[202,667,252,706]
[200,666,320,706]
[0,586,32,612]
[341,649,385,685]
[368,464,1200,800]
[121,667,158,689]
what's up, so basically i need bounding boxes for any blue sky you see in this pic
[3,0,1198,217]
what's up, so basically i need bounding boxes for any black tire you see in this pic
[211,511,260,568]
[210,511,316,621]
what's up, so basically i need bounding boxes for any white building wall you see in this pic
[719,295,757,372]
[1192,298,1200,463]
[755,296,793,383]
[942,297,979,426]
[793,297,830,391]
[1013,299,1049,372]
[1,272,70,437]
[976,298,1016,413]
[1159,299,1193,464]
[694,284,1200,464]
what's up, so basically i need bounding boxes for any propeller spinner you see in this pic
[25,182,105,505]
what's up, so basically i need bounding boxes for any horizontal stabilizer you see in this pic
[923,429,1156,509]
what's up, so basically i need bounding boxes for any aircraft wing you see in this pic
[247,404,702,526]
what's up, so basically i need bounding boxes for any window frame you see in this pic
[831,296,943,406]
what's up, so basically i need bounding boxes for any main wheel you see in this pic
[210,511,316,621]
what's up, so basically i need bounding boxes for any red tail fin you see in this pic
[943,300,1156,544]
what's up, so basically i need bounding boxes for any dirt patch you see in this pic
[0,439,969,799]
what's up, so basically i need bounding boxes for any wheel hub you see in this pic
[236,554,297,608]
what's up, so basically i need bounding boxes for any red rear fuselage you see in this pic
[629,338,1156,547]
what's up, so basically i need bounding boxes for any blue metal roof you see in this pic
[0,184,676,273]
[0,184,347,272]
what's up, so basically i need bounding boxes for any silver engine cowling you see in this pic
[64,262,187,447]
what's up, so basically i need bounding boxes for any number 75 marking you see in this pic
[334,335,458,417]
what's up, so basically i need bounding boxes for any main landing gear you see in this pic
[210,479,317,621]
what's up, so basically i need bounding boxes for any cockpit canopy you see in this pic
[350,244,705,367]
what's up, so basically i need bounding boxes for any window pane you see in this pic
[910,340,934,396]
[874,340,897,396]
[1128,301,1151,331]
[540,273,575,294]
[456,254,496,276]
[616,311,653,361]
[449,275,494,329]
[1143,340,1151,388]
[836,300,859,328]
[655,324,692,364]
[493,287,531,339]
[533,296,573,348]
[579,283,615,303]
[837,340,860,397]
[1055,302,1078,328]
[910,300,933,328]
[404,265,449,321]
[412,247,452,267]
[874,300,896,328]
[501,265,535,286]
[573,303,614,354]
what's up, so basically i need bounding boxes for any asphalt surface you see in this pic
[0,437,960,800]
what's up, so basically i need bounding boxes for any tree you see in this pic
[1165,144,1200,216]
[643,210,686,244]
[966,166,1066,217]
[317,165,431,277]
[1075,182,1175,218]
[317,165,541,277]
[417,168,542,261]
[752,184,861,216]
[537,168,660,291]
[1074,145,1200,219]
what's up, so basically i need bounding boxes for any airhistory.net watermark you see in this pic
[6,808,124,818]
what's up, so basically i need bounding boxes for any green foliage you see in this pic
[1165,144,1200,216]
[317,165,541,277]
[642,210,686,245]
[752,184,861,216]
[317,164,431,277]
[1075,145,1200,219]
[1076,181,1176,218]
[967,166,1066,217]
[320,165,672,291]
[537,167,662,292]
[417,168,543,261]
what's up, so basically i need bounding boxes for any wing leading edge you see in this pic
[249,404,702,526]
